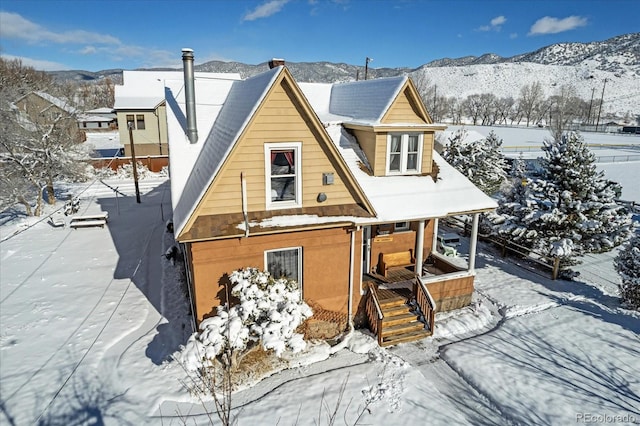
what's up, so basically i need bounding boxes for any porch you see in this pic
[362,215,481,347]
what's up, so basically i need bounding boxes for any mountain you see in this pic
[423,33,640,76]
[48,33,639,116]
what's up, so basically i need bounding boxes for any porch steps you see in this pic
[378,294,432,347]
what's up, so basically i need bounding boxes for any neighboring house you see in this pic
[78,107,117,131]
[113,70,241,157]
[13,91,77,124]
[165,51,497,346]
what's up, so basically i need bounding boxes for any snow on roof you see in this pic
[114,70,241,110]
[34,91,77,114]
[328,76,407,123]
[85,107,115,114]
[326,124,497,222]
[167,68,276,235]
[166,67,495,235]
[77,114,114,122]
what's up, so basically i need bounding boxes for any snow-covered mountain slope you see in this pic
[411,62,639,117]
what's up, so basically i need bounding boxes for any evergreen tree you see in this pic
[495,131,631,276]
[442,130,507,195]
[615,234,640,310]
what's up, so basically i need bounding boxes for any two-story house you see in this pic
[114,70,241,157]
[165,50,497,346]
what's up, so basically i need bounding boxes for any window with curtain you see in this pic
[126,114,135,129]
[265,142,302,209]
[386,133,423,175]
[265,247,302,283]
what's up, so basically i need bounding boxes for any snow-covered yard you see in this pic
[1,177,639,425]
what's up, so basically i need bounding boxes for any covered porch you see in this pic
[362,214,482,346]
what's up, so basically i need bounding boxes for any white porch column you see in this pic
[468,213,479,272]
[415,220,425,277]
[432,218,439,254]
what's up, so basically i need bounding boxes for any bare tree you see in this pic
[0,57,89,215]
[518,81,545,126]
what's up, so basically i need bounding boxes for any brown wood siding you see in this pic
[425,274,474,311]
[373,132,388,176]
[368,220,434,275]
[382,88,427,124]
[189,228,362,321]
[194,80,360,218]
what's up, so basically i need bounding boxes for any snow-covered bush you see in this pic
[181,267,312,372]
[615,234,640,310]
[114,161,154,179]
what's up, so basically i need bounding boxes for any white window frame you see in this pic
[264,246,303,290]
[385,133,423,175]
[394,221,410,232]
[265,142,302,210]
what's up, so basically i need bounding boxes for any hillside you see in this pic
[49,32,640,117]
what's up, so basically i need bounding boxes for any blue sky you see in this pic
[1,0,638,72]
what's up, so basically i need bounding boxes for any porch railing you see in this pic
[413,277,436,333]
[365,282,384,346]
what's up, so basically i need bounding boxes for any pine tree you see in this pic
[539,132,631,253]
[494,131,632,276]
[615,234,640,310]
[442,129,507,195]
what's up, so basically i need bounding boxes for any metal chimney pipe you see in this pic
[182,48,198,144]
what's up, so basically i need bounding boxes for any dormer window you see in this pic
[386,133,423,175]
[265,142,302,209]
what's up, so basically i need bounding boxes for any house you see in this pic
[113,70,241,157]
[13,91,77,124]
[165,50,497,346]
[77,107,117,132]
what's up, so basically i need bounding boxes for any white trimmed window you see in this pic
[394,221,410,231]
[265,247,302,286]
[265,142,302,209]
[386,133,423,175]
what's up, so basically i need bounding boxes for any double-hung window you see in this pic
[386,133,423,175]
[265,142,302,209]
[265,247,302,286]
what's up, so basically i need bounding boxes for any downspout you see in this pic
[181,48,198,144]
[241,172,249,237]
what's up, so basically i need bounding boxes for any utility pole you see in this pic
[364,57,372,80]
[587,87,595,126]
[433,85,437,121]
[128,123,141,203]
[595,78,608,132]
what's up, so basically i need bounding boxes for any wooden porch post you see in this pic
[415,220,425,277]
[432,218,439,254]
[468,213,479,272]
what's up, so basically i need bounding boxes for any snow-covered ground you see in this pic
[1,174,639,425]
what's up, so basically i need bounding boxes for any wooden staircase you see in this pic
[368,286,433,347]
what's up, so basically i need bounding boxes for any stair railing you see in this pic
[365,282,384,346]
[413,277,436,333]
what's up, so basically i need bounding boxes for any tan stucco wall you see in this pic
[118,105,167,156]
[188,227,363,322]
